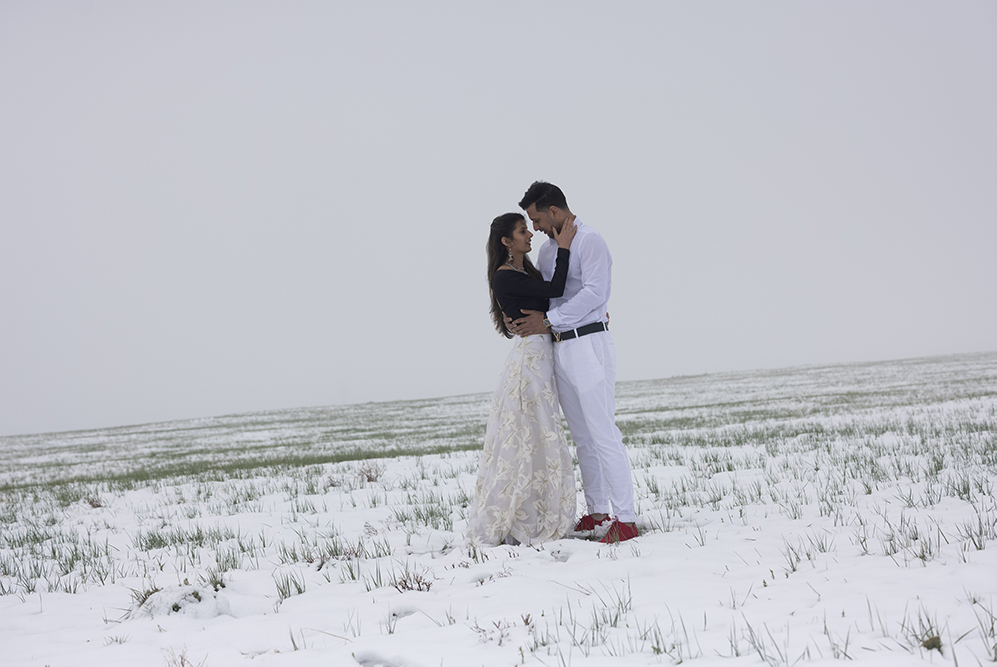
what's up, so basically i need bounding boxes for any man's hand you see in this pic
[509,309,550,337]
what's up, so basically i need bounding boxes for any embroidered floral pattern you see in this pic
[467,335,576,547]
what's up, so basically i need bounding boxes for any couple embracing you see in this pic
[467,181,638,547]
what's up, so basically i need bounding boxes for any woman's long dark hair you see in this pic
[487,213,542,338]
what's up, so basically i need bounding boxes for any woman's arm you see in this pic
[491,248,569,300]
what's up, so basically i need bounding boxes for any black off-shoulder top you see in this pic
[490,247,569,321]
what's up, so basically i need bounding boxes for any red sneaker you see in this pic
[573,514,610,531]
[598,520,639,543]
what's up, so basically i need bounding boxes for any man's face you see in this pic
[525,203,557,238]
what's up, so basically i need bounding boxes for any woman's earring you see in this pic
[507,249,514,262]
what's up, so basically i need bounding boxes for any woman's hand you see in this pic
[552,215,577,249]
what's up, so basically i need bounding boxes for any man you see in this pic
[508,181,638,543]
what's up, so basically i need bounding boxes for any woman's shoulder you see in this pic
[491,268,534,291]
[492,268,524,283]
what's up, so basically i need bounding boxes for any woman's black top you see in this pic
[491,247,569,321]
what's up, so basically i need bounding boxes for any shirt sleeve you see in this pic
[545,233,610,329]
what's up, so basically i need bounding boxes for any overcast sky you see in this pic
[2,2,995,437]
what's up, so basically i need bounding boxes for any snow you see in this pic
[2,352,996,666]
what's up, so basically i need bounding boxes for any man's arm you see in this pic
[545,232,610,329]
[507,309,549,336]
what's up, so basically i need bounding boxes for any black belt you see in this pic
[552,321,607,343]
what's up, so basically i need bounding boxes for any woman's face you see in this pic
[505,219,533,256]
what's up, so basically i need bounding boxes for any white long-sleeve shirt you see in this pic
[537,219,611,332]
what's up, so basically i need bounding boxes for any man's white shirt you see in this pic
[537,219,611,332]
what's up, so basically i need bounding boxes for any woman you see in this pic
[466,212,577,546]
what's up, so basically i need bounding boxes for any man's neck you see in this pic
[553,217,580,236]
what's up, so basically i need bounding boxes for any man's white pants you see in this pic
[553,331,636,523]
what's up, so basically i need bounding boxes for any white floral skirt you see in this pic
[466,334,577,547]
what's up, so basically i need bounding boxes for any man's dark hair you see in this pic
[518,181,568,212]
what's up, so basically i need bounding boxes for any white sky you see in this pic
[2,2,995,437]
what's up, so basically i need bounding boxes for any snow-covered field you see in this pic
[2,352,996,667]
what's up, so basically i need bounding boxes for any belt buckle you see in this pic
[553,331,562,343]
